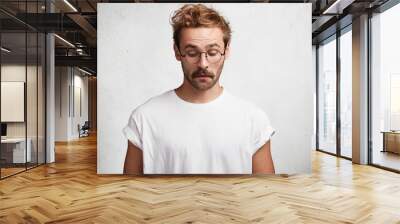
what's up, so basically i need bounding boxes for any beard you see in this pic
[182,60,224,91]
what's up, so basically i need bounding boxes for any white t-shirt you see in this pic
[123,88,275,174]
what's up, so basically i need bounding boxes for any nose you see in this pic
[198,52,209,69]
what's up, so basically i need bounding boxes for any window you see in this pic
[339,28,352,158]
[318,36,337,155]
[0,1,47,179]
[370,2,400,171]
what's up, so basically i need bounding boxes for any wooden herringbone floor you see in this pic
[1,134,400,224]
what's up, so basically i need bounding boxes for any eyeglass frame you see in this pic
[176,45,227,64]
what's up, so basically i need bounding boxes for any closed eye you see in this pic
[207,49,220,56]
[186,50,199,57]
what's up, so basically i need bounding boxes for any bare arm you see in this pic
[123,141,144,174]
[252,140,275,174]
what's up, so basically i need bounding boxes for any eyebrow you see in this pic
[184,43,222,50]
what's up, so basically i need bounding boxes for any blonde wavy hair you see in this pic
[170,4,232,48]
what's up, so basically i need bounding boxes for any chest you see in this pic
[144,109,251,156]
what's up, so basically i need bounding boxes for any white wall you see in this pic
[72,72,89,138]
[55,67,69,141]
[98,3,313,174]
[55,67,89,141]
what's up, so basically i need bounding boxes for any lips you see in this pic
[194,75,212,79]
[193,72,213,79]
[191,68,214,80]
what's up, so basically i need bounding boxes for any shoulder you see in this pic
[226,92,269,119]
[129,90,173,124]
[223,91,254,109]
[128,90,174,120]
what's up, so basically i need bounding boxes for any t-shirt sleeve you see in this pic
[122,109,143,150]
[251,108,275,155]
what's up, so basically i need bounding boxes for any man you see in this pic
[123,4,275,174]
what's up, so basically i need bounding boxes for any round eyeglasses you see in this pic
[178,48,226,64]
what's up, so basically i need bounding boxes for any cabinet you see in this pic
[382,131,400,154]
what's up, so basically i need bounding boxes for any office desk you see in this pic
[1,138,31,163]
[381,131,400,154]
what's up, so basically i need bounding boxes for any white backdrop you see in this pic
[97,3,313,174]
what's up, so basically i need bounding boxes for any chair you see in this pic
[79,121,90,138]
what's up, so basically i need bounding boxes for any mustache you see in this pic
[192,69,214,78]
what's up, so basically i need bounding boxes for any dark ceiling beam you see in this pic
[86,0,97,11]
[322,0,356,14]
[78,66,97,75]
[11,13,82,32]
[312,14,352,44]
[55,55,96,69]
[312,0,356,35]
[56,47,97,57]
[59,0,97,40]
[52,0,78,13]
[67,13,97,40]
[2,12,96,47]
[0,8,38,31]
[312,15,335,33]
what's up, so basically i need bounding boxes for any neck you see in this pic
[175,82,223,104]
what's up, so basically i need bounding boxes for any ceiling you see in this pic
[0,0,393,75]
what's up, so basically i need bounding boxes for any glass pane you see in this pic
[27,31,38,169]
[340,29,352,158]
[313,46,317,150]
[38,32,45,165]
[318,37,337,154]
[371,3,400,171]
[1,32,27,178]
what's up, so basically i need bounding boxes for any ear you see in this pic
[224,41,231,60]
[173,44,182,61]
